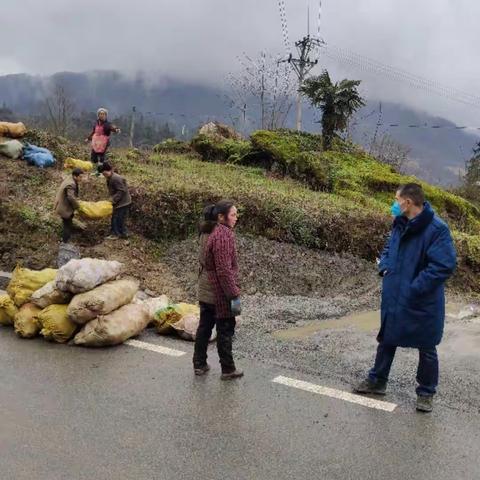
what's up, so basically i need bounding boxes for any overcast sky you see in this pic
[2,0,480,126]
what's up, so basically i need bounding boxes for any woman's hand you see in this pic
[231,297,242,316]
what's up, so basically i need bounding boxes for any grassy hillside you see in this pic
[1,129,479,292]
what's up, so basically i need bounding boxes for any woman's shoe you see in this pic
[194,364,211,376]
[221,369,244,380]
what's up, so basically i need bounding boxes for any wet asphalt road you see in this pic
[1,329,480,480]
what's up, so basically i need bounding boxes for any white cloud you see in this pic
[2,0,479,124]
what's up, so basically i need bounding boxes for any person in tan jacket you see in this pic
[54,168,85,243]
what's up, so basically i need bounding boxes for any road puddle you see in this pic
[273,310,380,341]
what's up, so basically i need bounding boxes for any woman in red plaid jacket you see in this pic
[193,200,244,380]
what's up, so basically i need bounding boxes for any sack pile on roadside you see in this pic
[0,258,210,347]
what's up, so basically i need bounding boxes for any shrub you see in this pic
[153,139,191,154]
[190,134,251,163]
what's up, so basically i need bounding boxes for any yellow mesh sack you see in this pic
[78,201,113,219]
[0,294,18,326]
[153,303,200,335]
[7,266,58,307]
[0,121,27,138]
[36,304,77,344]
[14,303,42,338]
[64,158,94,172]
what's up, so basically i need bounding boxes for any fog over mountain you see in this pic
[0,70,478,185]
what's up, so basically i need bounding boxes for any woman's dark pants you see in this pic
[193,302,236,374]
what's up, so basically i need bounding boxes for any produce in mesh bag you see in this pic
[171,313,216,342]
[14,303,42,338]
[56,258,123,294]
[68,278,139,325]
[0,139,23,159]
[0,121,27,138]
[64,157,94,172]
[153,303,200,335]
[31,281,72,309]
[7,266,58,307]
[36,304,77,344]
[141,295,169,323]
[78,200,113,219]
[0,294,18,326]
[73,303,149,347]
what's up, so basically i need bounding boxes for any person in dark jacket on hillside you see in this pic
[193,200,243,380]
[98,162,132,240]
[54,168,86,243]
[86,108,120,165]
[354,183,456,413]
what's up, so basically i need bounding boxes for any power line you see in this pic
[317,0,322,38]
[321,43,480,110]
[359,122,480,130]
[278,0,291,55]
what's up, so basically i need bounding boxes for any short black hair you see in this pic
[398,183,425,206]
[98,162,113,173]
[72,168,85,177]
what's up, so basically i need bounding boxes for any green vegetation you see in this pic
[191,134,251,163]
[114,141,480,291]
[2,127,479,291]
[116,152,389,259]
[153,138,192,154]
[194,128,480,235]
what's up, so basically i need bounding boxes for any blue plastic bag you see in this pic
[23,144,56,168]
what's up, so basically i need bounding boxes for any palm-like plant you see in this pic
[300,70,365,150]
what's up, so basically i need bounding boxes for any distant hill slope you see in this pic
[0,71,478,185]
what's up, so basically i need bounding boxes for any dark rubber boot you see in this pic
[353,378,387,395]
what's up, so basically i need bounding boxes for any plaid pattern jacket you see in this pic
[205,224,240,319]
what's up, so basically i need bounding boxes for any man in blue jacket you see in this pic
[354,183,457,412]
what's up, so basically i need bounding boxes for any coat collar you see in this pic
[394,202,434,234]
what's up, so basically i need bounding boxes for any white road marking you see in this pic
[125,339,186,357]
[272,375,397,412]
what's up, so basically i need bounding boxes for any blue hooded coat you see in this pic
[378,202,457,349]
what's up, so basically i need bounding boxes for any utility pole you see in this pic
[369,102,383,154]
[280,35,324,131]
[129,106,136,148]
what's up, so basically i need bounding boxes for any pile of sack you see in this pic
[0,121,56,168]
[0,259,168,347]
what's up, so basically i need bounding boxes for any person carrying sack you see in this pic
[54,168,86,243]
[98,162,132,240]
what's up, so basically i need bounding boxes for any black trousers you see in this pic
[193,302,236,373]
[111,206,129,237]
[91,150,107,164]
[62,215,74,243]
